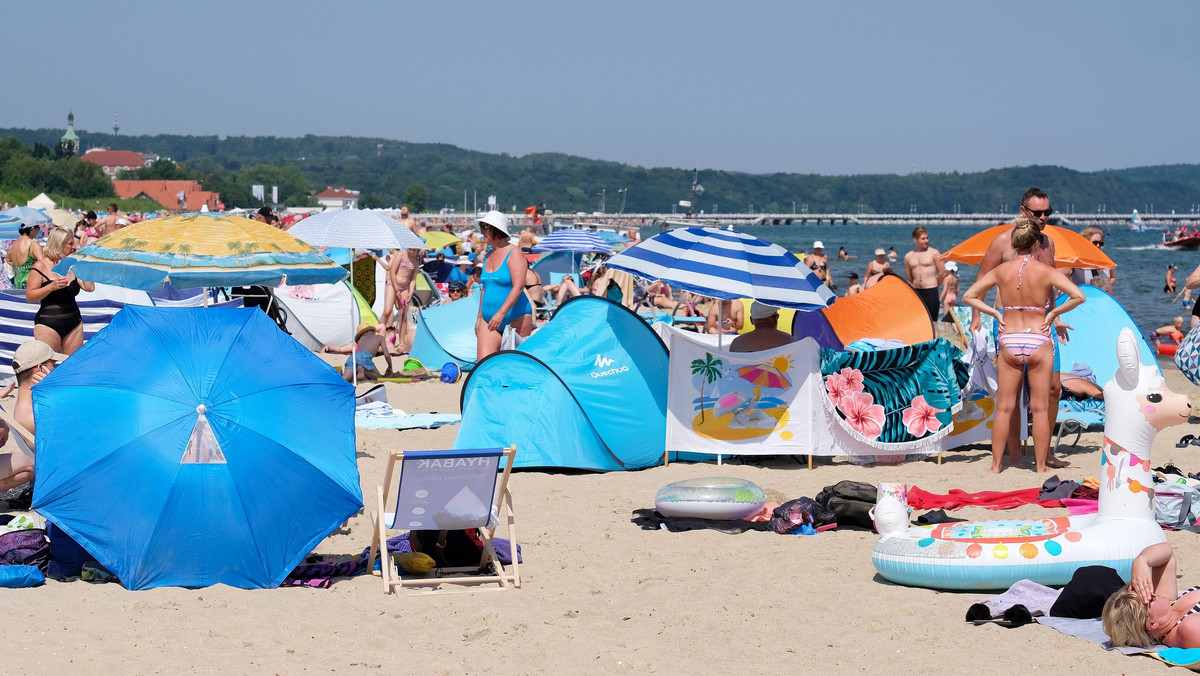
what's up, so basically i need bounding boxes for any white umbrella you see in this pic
[288,209,428,388]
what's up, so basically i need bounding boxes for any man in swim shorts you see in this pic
[903,226,945,324]
[973,187,1071,469]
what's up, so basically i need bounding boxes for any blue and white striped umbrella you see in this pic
[531,229,613,255]
[1,206,51,227]
[605,227,836,310]
[286,208,427,250]
[0,214,22,240]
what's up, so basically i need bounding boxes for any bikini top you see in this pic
[1175,586,1200,628]
[1003,255,1052,312]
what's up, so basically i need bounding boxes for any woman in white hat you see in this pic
[475,211,533,360]
[940,260,960,322]
[806,241,831,288]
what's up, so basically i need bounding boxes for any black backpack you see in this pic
[815,480,877,530]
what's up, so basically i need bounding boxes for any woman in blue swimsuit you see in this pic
[1105,543,1200,649]
[475,211,533,361]
[962,218,1084,474]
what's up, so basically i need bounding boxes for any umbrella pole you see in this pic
[717,301,724,466]
[351,250,358,390]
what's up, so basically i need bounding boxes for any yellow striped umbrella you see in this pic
[54,213,348,290]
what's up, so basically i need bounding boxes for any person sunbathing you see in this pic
[1104,543,1200,649]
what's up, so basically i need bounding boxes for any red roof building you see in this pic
[113,180,220,212]
[80,148,156,178]
[316,187,359,210]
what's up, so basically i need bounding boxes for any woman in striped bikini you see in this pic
[1104,543,1200,648]
[963,218,1085,474]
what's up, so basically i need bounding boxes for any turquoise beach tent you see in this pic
[1056,285,1160,380]
[409,295,480,371]
[454,296,668,471]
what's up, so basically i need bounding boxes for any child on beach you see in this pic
[323,324,395,382]
[940,262,960,322]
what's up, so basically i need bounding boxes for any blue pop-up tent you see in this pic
[409,295,480,371]
[454,296,668,471]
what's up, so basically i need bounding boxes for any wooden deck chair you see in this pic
[368,446,518,594]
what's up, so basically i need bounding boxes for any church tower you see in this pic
[60,111,80,157]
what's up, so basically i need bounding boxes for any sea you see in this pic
[728,223,1189,338]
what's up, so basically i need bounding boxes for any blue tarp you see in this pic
[454,296,669,471]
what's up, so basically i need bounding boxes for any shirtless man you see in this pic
[706,298,745,335]
[904,226,946,324]
[864,248,892,287]
[380,248,419,351]
[517,228,536,251]
[397,206,420,234]
[98,203,120,237]
[972,187,1072,470]
[806,241,832,287]
[730,302,794,352]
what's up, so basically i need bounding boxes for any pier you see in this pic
[542,211,1193,230]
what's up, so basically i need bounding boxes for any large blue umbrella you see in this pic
[604,226,836,310]
[31,306,360,590]
[531,229,614,255]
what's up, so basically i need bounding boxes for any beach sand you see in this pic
[5,355,1199,674]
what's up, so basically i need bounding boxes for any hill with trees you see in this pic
[2,126,1197,216]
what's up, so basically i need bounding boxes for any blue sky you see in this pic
[11,1,1199,175]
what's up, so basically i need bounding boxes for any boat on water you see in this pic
[1162,226,1200,250]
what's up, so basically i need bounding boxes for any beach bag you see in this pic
[1154,483,1200,532]
[411,530,485,569]
[1175,327,1200,386]
[0,528,49,572]
[815,480,877,529]
[768,498,837,534]
[440,362,461,384]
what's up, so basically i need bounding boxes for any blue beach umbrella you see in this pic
[604,226,836,310]
[0,214,22,240]
[0,206,51,227]
[531,229,614,255]
[31,306,360,590]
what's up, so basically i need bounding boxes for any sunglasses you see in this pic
[1023,206,1054,218]
[1090,240,1104,248]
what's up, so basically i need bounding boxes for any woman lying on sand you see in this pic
[1104,543,1200,649]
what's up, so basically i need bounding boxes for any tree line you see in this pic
[2,127,1198,216]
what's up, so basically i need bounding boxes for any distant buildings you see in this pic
[316,187,359,210]
[59,112,79,156]
[81,148,158,179]
[113,180,220,212]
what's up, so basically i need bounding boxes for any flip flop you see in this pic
[1178,435,1195,448]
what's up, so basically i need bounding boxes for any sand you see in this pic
[4,354,1199,675]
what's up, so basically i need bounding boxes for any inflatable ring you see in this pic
[655,477,767,520]
[873,328,1190,590]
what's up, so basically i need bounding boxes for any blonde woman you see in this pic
[1104,543,1200,649]
[25,227,95,355]
[963,218,1085,473]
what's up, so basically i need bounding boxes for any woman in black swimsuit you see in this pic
[25,227,94,355]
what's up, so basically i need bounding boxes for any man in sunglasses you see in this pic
[972,187,1072,470]
[1067,227,1114,293]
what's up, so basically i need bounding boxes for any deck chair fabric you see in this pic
[368,446,518,594]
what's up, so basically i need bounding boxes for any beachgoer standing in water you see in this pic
[863,248,891,288]
[1165,264,1177,295]
[845,272,863,296]
[904,226,946,325]
[806,241,832,288]
[971,187,1072,469]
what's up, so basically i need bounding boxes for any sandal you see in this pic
[1177,435,1195,448]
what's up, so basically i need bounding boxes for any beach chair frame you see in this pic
[368,445,518,594]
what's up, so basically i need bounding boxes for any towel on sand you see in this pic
[355,401,461,430]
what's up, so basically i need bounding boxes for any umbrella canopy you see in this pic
[420,229,462,251]
[737,363,791,389]
[44,208,78,228]
[604,226,836,310]
[54,212,349,290]
[286,208,426,250]
[0,205,51,226]
[941,224,1115,269]
[531,229,614,255]
[0,214,22,240]
[32,306,361,590]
